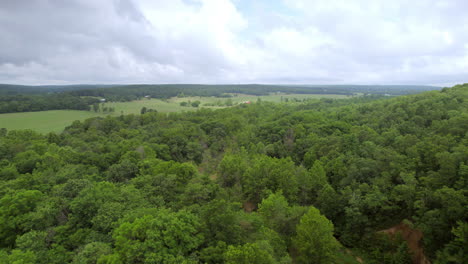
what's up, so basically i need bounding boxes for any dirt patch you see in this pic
[242,201,257,213]
[379,222,431,264]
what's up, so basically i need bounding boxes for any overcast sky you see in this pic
[1,0,467,86]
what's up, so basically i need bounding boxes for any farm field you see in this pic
[103,98,221,114]
[106,93,353,115]
[222,93,352,102]
[0,93,354,133]
[0,110,105,134]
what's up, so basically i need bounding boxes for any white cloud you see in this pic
[0,0,467,85]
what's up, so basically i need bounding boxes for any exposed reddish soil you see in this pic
[242,201,257,213]
[379,222,431,264]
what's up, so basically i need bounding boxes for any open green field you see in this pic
[173,93,351,104]
[222,93,351,102]
[106,93,352,115]
[1,93,354,133]
[0,110,105,134]
[103,98,221,115]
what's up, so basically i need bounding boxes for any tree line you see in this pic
[0,94,100,113]
[0,84,439,113]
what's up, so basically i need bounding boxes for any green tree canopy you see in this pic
[293,206,340,264]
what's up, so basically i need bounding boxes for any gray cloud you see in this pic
[0,0,467,85]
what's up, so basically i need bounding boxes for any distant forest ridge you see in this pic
[0,83,439,96]
[0,83,441,113]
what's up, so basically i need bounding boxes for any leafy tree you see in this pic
[315,184,341,220]
[218,154,247,188]
[224,243,276,264]
[112,210,203,263]
[198,199,243,245]
[191,101,200,107]
[293,206,340,264]
[298,160,328,204]
[106,159,139,182]
[0,190,44,247]
[242,155,299,204]
[199,241,228,264]
[364,232,412,264]
[258,192,290,234]
[69,182,147,231]
[13,150,42,174]
[92,103,99,112]
[435,221,468,264]
[0,249,37,264]
[73,242,112,264]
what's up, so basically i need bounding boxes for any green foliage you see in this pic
[257,192,307,239]
[224,242,276,264]
[434,221,468,264]
[0,190,44,247]
[363,233,412,264]
[69,182,147,232]
[112,209,203,263]
[197,199,243,245]
[13,150,41,174]
[293,206,340,264]
[0,249,37,264]
[191,101,201,107]
[72,242,112,264]
[0,84,466,263]
[0,93,99,114]
[242,155,299,203]
[258,192,290,232]
[106,159,139,182]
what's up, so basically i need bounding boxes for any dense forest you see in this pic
[0,84,119,96]
[67,84,437,102]
[0,84,466,263]
[0,94,99,113]
[0,84,438,113]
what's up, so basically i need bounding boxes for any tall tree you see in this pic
[293,206,339,264]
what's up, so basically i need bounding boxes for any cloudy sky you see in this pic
[1,0,467,86]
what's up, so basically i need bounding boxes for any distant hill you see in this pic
[285,84,440,95]
[0,83,441,113]
[0,83,439,96]
[0,84,120,95]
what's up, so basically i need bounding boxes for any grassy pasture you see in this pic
[173,93,351,104]
[103,98,220,115]
[0,93,353,133]
[0,110,105,134]
[94,93,352,115]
